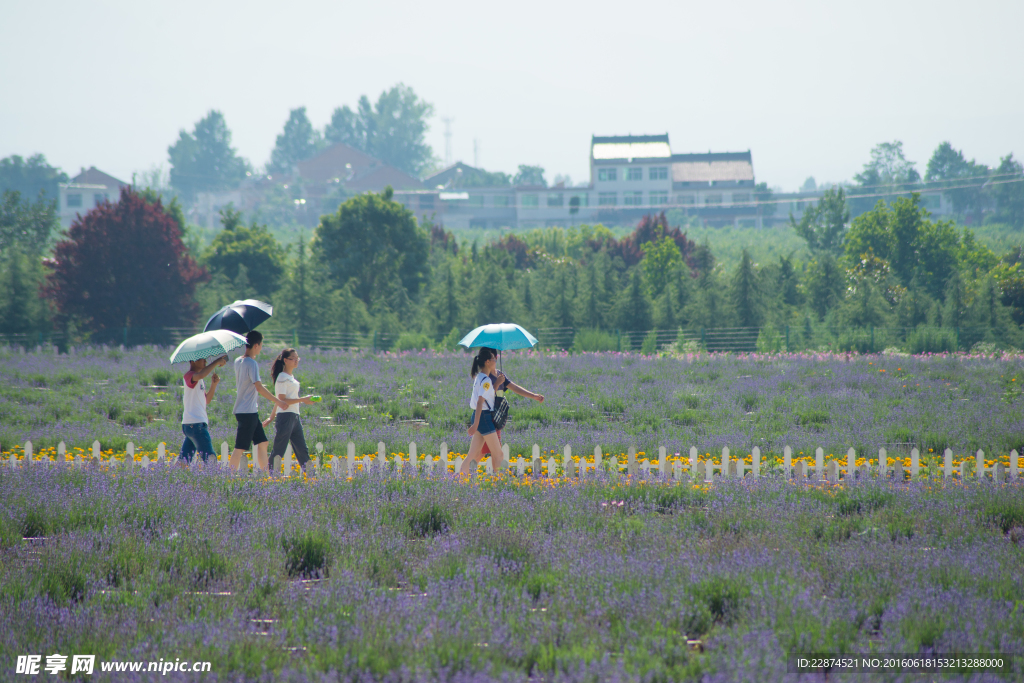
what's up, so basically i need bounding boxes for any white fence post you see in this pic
[347,442,356,477]
[658,446,667,478]
[721,447,730,478]
[1011,450,1019,480]
[157,443,165,465]
[608,454,619,479]
[563,445,572,476]
[826,460,838,482]
[704,459,714,482]
[58,441,66,464]
[784,446,792,479]
[752,447,760,478]
[546,456,556,477]
[673,460,683,480]
[943,449,952,478]
[689,446,698,473]
[532,444,541,477]
[846,448,856,480]
[976,450,985,480]
[814,447,824,479]
[125,442,134,470]
[627,447,637,477]
[878,448,887,479]
[92,440,101,462]
[25,440,33,466]
[377,442,386,472]
[910,448,919,478]
[594,446,602,472]
[441,442,449,473]
[409,442,418,473]
[516,456,526,476]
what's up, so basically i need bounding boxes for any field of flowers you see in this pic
[1,466,1022,681]
[2,346,1024,680]
[1,345,1022,465]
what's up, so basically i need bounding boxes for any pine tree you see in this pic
[615,269,652,333]
[730,249,760,328]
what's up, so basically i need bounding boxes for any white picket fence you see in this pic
[4,439,1021,483]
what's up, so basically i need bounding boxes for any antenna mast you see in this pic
[442,117,454,167]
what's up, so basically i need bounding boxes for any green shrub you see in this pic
[640,330,659,355]
[282,532,331,578]
[20,507,49,537]
[572,329,618,352]
[689,575,749,625]
[394,332,434,352]
[906,327,957,354]
[407,502,452,538]
[40,563,87,605]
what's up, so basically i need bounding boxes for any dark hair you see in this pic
[246,330,263,348]
[470,347,497,377]
[271,348,296,384]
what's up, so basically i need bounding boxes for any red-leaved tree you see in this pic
[46,187,206,339]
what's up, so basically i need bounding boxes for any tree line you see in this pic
[2,178,1022,353]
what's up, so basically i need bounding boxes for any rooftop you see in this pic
[672,152,754,182]
[591,134,672,160]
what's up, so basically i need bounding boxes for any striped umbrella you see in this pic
[169,330,248,364]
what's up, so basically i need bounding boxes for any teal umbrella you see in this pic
[458,323,538,371]
[458,323,538,351]
[169,330,248,364]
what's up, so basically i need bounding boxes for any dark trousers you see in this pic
[270,412,310,466]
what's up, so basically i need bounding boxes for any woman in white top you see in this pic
[179,355,227,465]
[459,347,544,475]
[263,348,315,474]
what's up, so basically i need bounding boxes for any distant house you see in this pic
[296,142,423,199]
[57,167,129,228]
[393,134,762,230]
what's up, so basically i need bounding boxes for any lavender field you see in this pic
[1,345,1022,462]
[1,466,1023,682]
[2,346,1024,681]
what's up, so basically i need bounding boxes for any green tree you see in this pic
[614,268,652,333]
[837,277,890,328]
[0,247,51,335]
[314,186,429,308]
[805,253,846,320]
[0,154,67,201]
[575,259,608,329]
[269,107,323,175]
[925,141,987,222]
[202,207,286,299]
[324,84,435,177]
[791,187,849,255]
[851,141,921,214]
[730,249,761,327]
[989,154,1024,228]
[168,110,249,199]
[513,165,546,187]
[424,259,462,339]
[640,235,683,298]
[1,190,58,255]
[776,254,802,307]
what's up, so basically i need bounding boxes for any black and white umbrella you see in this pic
[204,299,273,336]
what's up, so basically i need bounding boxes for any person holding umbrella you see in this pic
[230,330,289,473]
[457,324,545,475]
[169,329,250,467]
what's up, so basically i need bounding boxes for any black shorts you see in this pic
[234,412,268,450]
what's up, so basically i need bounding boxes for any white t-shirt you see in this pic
[181,371,208,424]
[469,372,495,411]
[275,372,301,415]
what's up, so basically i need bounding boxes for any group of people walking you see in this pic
[177,333,544,475]
[179,330,315,473]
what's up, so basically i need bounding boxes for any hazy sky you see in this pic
[2,0,1022,192]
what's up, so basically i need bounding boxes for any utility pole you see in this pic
[442,117,454,167]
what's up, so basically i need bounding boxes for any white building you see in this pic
[393,134,760,229]
[57,167,129,228]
